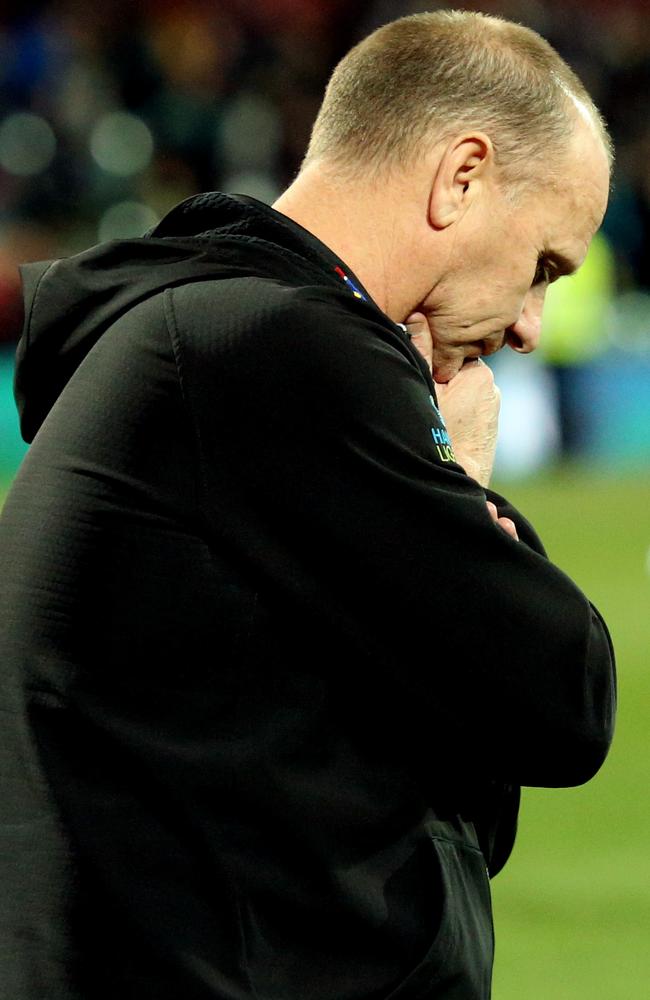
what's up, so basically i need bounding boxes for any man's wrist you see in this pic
[454,450,492,488]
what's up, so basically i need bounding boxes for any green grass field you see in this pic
[490,468,650,999]
[1,467,648,997]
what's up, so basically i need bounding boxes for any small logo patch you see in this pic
[429,395,456,463]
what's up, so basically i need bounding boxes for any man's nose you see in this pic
[506,290,544,354]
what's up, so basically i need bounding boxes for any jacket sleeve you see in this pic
[167,279,616,789]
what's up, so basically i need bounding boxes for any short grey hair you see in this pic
[304,10,612,191]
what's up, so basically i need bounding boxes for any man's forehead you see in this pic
[566,122,611,212]
[570,155,609,246]
[540,131,610,266]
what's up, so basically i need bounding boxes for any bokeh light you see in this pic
[220,93,282,173]
[221,171,281,205]
[0,112,56,177]
[90,112,154,177]
[97,201,159,242]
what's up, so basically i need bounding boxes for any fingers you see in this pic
[404,312,433,372]
[486,501,519,540]
[497,516,519,541]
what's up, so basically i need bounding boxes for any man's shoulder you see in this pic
[163,272,432,437]
[167,274,363,328]
[165,274,408,370]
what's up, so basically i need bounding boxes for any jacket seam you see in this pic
[162,288,206,523]
[428,834,485,857]
[21,259,58,352]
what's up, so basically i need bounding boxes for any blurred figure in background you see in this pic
[540,230,616,457]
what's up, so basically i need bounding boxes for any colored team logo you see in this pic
[429,394,456,463]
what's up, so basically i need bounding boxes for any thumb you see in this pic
[404,311,433,372]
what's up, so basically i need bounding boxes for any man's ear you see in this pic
[428,133,495,229]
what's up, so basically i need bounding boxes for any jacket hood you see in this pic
[15,192,361,443]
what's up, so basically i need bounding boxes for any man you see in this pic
[0,10,615,1000]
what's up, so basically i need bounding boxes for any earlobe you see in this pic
[428,133,494,229]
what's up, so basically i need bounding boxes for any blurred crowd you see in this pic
[0,0,649,348]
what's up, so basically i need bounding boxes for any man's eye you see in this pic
[533,259,552,286]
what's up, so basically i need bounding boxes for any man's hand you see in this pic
[434,360,500,487]
[405,312,500,487]
[486,500,519,541]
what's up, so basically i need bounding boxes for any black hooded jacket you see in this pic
[0,193,615,1000]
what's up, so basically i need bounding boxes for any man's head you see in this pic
[275,10,612,382]
[412,116,611,380]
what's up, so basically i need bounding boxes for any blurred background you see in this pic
[0,1,648,997]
